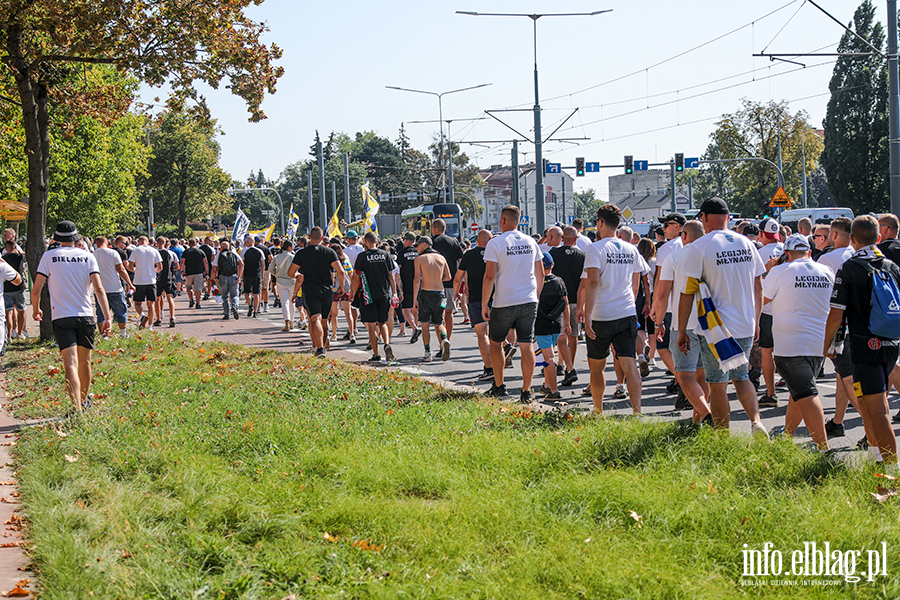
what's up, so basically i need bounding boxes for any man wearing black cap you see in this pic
[31,221,111,413]
[431,219,463,340]
[397,232,421,342]
[675,198,769,436]
[653,212,686,399]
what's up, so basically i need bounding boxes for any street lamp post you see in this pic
[386,83,491,204]
[228,186,285,236]
[457,9,612,233]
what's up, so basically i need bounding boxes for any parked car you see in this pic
[778,208,853,233]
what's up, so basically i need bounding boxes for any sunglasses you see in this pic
[812,234,826,239]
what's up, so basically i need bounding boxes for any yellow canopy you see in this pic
[0,200,28,221]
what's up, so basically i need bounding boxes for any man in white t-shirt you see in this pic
[538,226,562,253]
[32,221,110,413]
[814,216,858,440]
[654,220,712,424]
[756,217,785,408]
[580,204,645,415]
[482,205,544,403]
[652,212,686,394]
[763,234,833,450]
[93,236,134,338]
[572,218,592,252]
[676,197,769,437]
[0,249,22,355]
[343,231,364,268]
[125,236,162,330]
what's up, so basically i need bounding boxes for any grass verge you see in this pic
[4,334,900,599]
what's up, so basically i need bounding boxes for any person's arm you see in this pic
[753,275,763,340]
[583,268,600,339]
[31,273,47,321]
[632,272,642,300]
[202,257,209,275]
[576,277,586,324]
[453,268,466,300]
[823,307,844,358]
[90,273,112,335]
[8,273,21,288]
[653,280,673,325]
[115,263,134,293]
[124,260,135,272]
[675,292,695,353]
[442,259,451,286]
[237,257,244,279]
[481,261,497,321]
[154,259,163,273]
[562,302,571,336]
[348,270,361,299]
[288,262,300,279]
[535,259,544,298]
[413,258,422,310]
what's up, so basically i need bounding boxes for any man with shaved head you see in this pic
[455,229,494,380]
[550,226,585,385]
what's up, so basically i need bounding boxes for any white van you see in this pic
[778,207,854,232]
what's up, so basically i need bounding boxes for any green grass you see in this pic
[5,335,900,599]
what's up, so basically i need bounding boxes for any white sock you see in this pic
[870,446,884,462]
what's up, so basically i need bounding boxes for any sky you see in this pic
[140,0,883,202]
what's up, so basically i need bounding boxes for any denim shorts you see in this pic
[489,302,537,344]
[97,291,127,324]
[670,329,703,373]
[4,290,25,311]
[698,335,754,384]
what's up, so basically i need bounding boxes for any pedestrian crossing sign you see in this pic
[769,186,792,208]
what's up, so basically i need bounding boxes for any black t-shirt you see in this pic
[157,248,175,284]
[535,275,568,336]
[355,249,395,300]
[878,239,900,266]
[182,247,206,276]
[832,256,900,363]
[256,243,272,268]
[398,245,419,289]
[242,246,264,278]
[3,253,24,293]
[292,244,340,293]
[549,245,585,304]
[200,244,214,272]
[459,246,488,303]
[433,233,463,289]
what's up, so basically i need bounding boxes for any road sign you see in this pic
[621,206,634,221]
[675,194,690,211]
[685,157,700,169]
[545,162,561,174]
[634,160,648,171]
[585,162,601,173]
[519,215,530,225]
[470,222,479,232]
[568,215,576,224]
[769,186,792,208]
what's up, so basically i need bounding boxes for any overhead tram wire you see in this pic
[494,0,804,111]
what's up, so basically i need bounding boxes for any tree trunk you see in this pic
[9,25,52,340]
[178,183,187,237]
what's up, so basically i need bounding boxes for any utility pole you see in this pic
[561,175,566,225]
[317,142,327,230]
[307,169,314,234]
[511,140,520,207]
[343,153,351,224]
[670,159,676,212]
[802,135,808,209]
[776,132,784,188]
[889,0,900,216]
[331,181,337,221]
[447,121,455,206]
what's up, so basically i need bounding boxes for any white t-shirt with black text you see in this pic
[36,246,99,320]
[763,257,834,357]
[130,244,162,286]
[680,229,766,339]
[584,237,644,322]
[483,230,542,308]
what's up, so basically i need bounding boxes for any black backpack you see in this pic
[218,250,239,277]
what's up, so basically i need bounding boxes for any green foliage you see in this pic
[711,99,823,217]
[7,337,900,598]
[155,224,193,239]
[821,0,888,215]
[573,188,603,223]
[275,154,368,233]
[145,111,231,236]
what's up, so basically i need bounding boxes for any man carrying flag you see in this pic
[287,204,300,239]
[361,180,379,234]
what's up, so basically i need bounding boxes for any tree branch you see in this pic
[0,94,21,107]
[30,55,121,70]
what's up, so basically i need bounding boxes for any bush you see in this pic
[155,224,193,239]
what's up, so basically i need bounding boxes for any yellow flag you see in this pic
[247,223,276,242]
[327,202,343,239]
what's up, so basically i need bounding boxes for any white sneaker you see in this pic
[751,421,770,441]
[19,330,27,339]
[9,330,17,340]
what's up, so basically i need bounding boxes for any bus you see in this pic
[400,203,463,240]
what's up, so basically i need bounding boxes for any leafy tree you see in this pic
[685,142,734,203]
[424,136,484,219]
[1,0,282,338]
[144,111,231,236]
[821,0,887,214]
[573,189,603,223]
[350,131,405,206]
[710,99,823,217]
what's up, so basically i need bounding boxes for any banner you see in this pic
[232,207,250,243]
[248,223,276,242]
[287,203,300,238]
[361,180,379,233]
[327,202,343,239]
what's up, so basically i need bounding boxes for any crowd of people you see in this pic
[16,201,900,465]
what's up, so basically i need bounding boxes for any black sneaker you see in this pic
[824,418,845,437]
[545,391,562,401]
[196,303,202,310]
[384,345,395,362]
[701,413,714,427]
[139,315,148,329]
[857,437,869,450]
[666,379,679,394]
[232,306,239,320]
[367,355,383,364]
[188,300,195,308]
[410,328,421,344]
[222,315,230,320]
[365,342,372,351]
[247,307,254,318]
[556,364,565,377]
[561,369,578,386]
[477,368,494,382]
[202,293,210,301]
[758,394,778,408]
[674,388,691,411]
[519,389,534,404]
[169,319,176,328]
[343,331,352,341]
[613,386,627,399]
[153,320,162,327]
[504,344,517,368]
[485,383,509,398]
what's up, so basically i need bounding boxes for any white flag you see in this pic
[232,207,250,243]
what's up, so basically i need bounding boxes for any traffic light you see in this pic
[675,153,684,172]
[575,157,585,177]
[624,155,633,175]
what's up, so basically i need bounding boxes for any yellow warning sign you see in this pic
[769,186,792,208]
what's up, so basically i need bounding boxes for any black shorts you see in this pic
[52,317,96,351]
[831,344,853,379]
[853,352,900,397]
[133,284,157,303]
[468,302,486,327]
[418,290,446,325]
[243,275,262,295]
[156,280,174,297]
[360,297,390,324]
[774,356,825,401]
[758,313,774,349]
[586,316,638,361]
[303,287,332,319]
[488,302,537,344]
[401,285,415,309]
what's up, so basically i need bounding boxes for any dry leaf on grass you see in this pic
[64,455,78,463]
[322,532,338,543]
[628,510,643,528]
[0,482,15,486]
[0,541,23,547]
[872,486,900,503]
[1,584,29,597]
[0,498,15,504]
[352,539,383,552]
[875,473,897,481]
